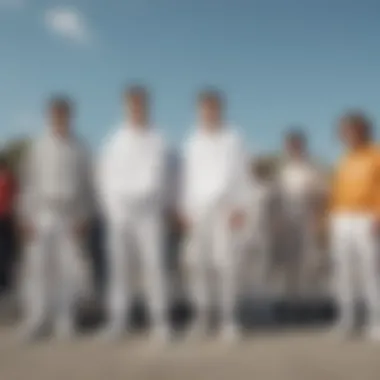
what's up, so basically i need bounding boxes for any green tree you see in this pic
[2,138,31,175]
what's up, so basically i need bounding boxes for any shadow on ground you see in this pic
[77,296,339,333]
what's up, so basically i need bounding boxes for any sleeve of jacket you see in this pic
[373,150,380,219]
[227,136,253,211]
[16,142,39,223]
[178,139,194,218]
[310,164,329,215]
[145,136,168,206]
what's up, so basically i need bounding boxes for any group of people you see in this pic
[11,85,380,343]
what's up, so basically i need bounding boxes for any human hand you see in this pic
[19,221,35,241]
[176,212,191,232]
[229,210,246,230]
[74,220,89,238]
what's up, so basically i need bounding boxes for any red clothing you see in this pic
[0,171,16,217]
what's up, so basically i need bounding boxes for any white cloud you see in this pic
[0,0,26,10]
[44,7,92,45]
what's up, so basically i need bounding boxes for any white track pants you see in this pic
[281,211,317,295]
[105,210,167,331]
[245,227,273,293]
[330,214,380,328]
[184,210,242,327]
[22,211,81,332]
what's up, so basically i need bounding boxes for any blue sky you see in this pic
[1,0,379,162]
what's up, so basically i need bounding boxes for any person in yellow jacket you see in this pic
[330,112,380,339]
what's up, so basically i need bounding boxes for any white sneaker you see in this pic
[366,325,380,341]
[185,321,208,342]
[18,322,46,343]
[54,321,75,341]
[150,325,173,344]
[328,321,356,339]
[219,324,242,343]
[97,324,124,341]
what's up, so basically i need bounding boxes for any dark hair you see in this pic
[48,95,73,114]
[285,128,306,145]
[340,111,373,141]
[197,88,224,107]
[124,85,149,102]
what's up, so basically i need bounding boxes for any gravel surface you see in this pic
[0,327,379,380]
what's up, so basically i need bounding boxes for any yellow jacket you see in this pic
[330,144,380,217]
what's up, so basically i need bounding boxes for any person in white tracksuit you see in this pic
[18,97,93,340]
[180,90,250,341]
[244,161,280,294]
[330,113,380,339]
[277,130,326,297]
[97,86,170,341]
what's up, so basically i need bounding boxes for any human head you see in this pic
[284,129,307,159]
[47,96,73,138]
[197,89,224,130]
[124,85,150,128]
[338,111,373,149]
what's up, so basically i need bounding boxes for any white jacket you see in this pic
[18,132,93,222]
[278,159,327,216]
[180,127,251,220]
[97,125,168,215]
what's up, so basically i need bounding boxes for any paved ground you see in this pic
[0,326,379,380]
